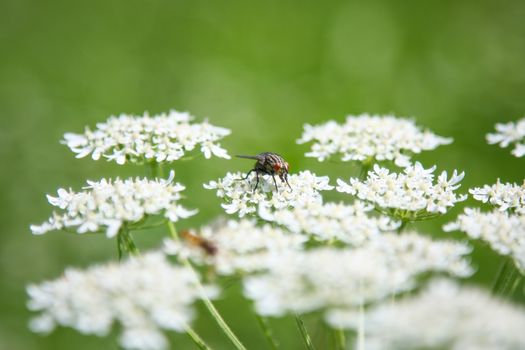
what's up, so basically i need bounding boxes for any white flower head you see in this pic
[346,279,525,350]
[30,171,197,237]
[164,219,306,275]
[337,162,466,219]
[260,200,400,246]
[62,110,231,164]
[203,170,333,217]
[444,208,525,272]
[297,114,452,166]
[27,252,217,350]
[244,233,472,319]
[487,117,525,157]
[469,179,525,214]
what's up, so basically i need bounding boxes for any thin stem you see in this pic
[185,325,213,350]
[502,264,518,295]
[509,275,523,296]
[334,329,346,350]
[148,161,159,178]
[167,221,247,350]
[148,161,166,178]
[116,225,140,260]
[157,162,165,178]
[357,303,365,350]
[358,162,372,180]
[396,220,408,233]
[295,314,316,350]
[255,314,279,350]
[492,257,515,296]
[117,232,123,261]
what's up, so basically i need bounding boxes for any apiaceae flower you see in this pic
[30,171,196,238]
[337,162,466,219]
[469,179,525,214]
[487,117,525,157]
[259,200,400,246]
[349,279,525,350]
[27,252,217,350]
[62,109,231,164]
[203,170,333,217]
[297,114,452,166]
[244,233,472,320]
[164,219,306,275]
[444,208,525,272]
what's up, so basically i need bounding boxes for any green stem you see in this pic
[358,162,372,180]
[148,161,159,177]
[185,325,212,350]
[148,161,166,178]
[334,329,346,350]
[167,221,247,350]
[116,224,140,260]
[492,257,521,297]
[397,220,408,233]
[509,275,523,296]
[255,314,279,350]
[357,303,365,350]
[492,258,511,295]
[295,314,316,350]
[117,233,123,261]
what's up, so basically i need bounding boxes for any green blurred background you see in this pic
[1,0,525,349]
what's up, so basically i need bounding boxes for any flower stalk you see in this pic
[295,314,316,350]
[117,224,139,260]
[185,325,213,350]
[255,314,279,350]
[492,257,522,297]
[167,221,247,350]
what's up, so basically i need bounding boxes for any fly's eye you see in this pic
[273,163,281,172]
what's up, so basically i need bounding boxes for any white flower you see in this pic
[260,201,400,246]
[444,208,525,271]
[62,110,231,164]
[27,252,216,350]
[487,117,525,157]
[297,114,452,166]
[345,279,525,350]
[337,163,466,219]
[469,179,525,214]
[244,233,472,319]
[164,219,306,275]
[203,170,333,217]
[30,171,197,237]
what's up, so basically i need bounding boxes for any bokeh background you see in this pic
[1,0,525,349]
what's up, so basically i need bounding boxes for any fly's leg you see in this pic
[271,175,279,192]
[241,169,255,180]
[253,172,260,193]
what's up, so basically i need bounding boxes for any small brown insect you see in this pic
[181,230,217,256]
[236,152,292,192]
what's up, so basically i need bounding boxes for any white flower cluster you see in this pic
[259,200,399,246]
[30,171,196,238]
[62,110,231,164]
[470,179,525,214]
[203,170,333,217]
[164,219,306,275]
[297,114,452,166]
[444,208,525,271]
[487,117,525,157]
[337,163,466,218]
[351,279,525,350]
[27,252,216,350]
[244,233,472,320]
